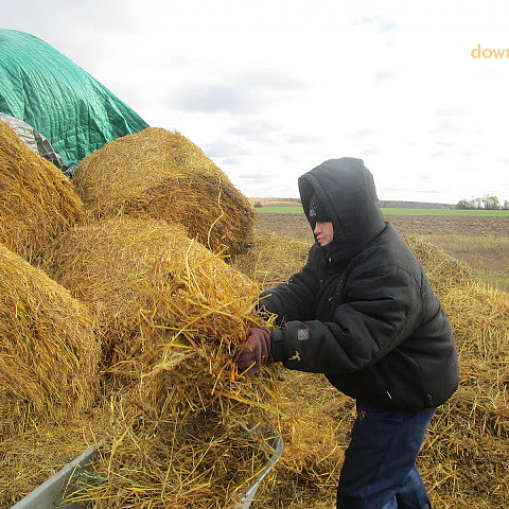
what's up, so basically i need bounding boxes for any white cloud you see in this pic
[172,85,258,113]
[3,0,509,203]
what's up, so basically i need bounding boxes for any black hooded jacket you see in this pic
[260,158,459,410]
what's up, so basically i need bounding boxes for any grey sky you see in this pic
[2,0,509,203]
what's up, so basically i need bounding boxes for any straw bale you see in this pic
[0,244,100,436]
[45,215,261,373]
[72,127,256,256]
[42,215,285,507]
[0,121,84,265]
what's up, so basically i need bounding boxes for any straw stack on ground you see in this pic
[0,243,100,437]
[72,128,256,256]
[0,121,84,266]
[403,235,476,299]
[44,215,281,508]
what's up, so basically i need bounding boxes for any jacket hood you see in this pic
[298,158,386,260]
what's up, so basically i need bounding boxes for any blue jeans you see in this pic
[336,401,436,509]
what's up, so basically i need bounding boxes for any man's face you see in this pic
[314,221,334,246]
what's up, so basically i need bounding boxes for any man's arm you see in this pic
[270,263,423,374]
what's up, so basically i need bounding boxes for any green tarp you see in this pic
[0,30,149,169]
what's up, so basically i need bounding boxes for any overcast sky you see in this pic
[3,0,509,204]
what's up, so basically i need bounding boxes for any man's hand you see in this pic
[234,328,272,377]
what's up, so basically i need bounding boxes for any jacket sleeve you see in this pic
[257,246,319,324]
[270,262,424,373]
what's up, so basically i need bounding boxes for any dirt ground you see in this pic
[256,213,509,242]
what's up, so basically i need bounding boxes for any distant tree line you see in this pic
[456,195,509,210]
[252,196,509,210]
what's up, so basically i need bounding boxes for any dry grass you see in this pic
[0,121,84,266]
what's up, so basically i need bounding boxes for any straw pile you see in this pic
[69,390,280,509]
[400,236,509,508]
[41,215,282,508]
[0,243,100,436]
[45,215,260,374]
[0,120,84,265]
[72,127,256,256]
[0,417,107,508]
[403,235,476,299]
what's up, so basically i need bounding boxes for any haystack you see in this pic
[72,128,256,256]
[0,121,84,265]
[0,244,100,436]
[45,215,262,373]
[43,215,282,508]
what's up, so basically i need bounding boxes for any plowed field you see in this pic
[256,213,509,242]
[255,213,509,291]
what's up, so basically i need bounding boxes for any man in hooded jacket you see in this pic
[235,158,459,509]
